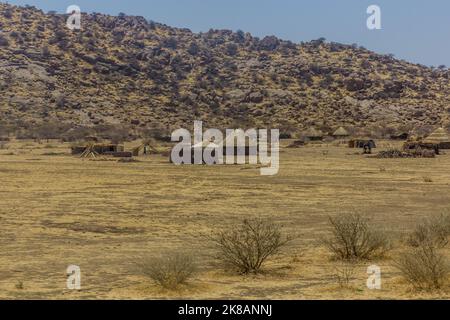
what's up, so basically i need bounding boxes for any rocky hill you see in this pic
[0,3,449,138]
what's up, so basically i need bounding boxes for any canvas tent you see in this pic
[424,127,450,149]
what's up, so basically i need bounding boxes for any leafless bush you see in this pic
[394,242,449,291]
[407,214,450,249]
[376,148,436,159]
[423,176,433,183]
[210,218,293,274]
[333,261,356,288]
[15,281,24,290]
[322,213,391,261]
[137,251,196,290]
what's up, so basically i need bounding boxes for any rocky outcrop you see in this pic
[0,3,448,134]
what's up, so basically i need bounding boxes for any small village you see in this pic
[54,126,450,162]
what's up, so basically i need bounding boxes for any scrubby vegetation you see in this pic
[407,214,450,249]
[333,261,356,288]
[0,3,449,133]
[394,242,449,291]
[322,213,391,261]
[393,214,450,291]
[209,218,293,274]
[376,148,436,158]
[137,251,197,290]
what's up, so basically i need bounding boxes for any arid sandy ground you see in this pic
[0,139,449,300]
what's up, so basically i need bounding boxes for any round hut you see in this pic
[332,127,350,139]
[424,127,450,149]
[304,127,324,142]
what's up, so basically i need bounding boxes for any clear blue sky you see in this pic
[5,0,450,67]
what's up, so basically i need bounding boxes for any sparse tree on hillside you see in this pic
[225,43,238,56]
[163,37,178,50]
[0,35,9,47]
[187,42,199,55]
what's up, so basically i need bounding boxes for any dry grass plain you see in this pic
[0,139,450,300]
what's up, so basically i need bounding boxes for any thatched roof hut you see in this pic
[332,127,349,138]
[424,128,450,148]
[304,127,324,141]
[132,139,158,156]
[132,144,156,156]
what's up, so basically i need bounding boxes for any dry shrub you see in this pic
[137,251,196,290]
[210,218,293,274]
[407,214,450,249]
[376,148,408,158]
[15,281,24,290]
[322,213,391,261]
[423,176,433,183]
[117,158,141,163]
[376,148,436,159]
[333,261,356,288]
[420,149,437,158]
[394,242,449,291]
